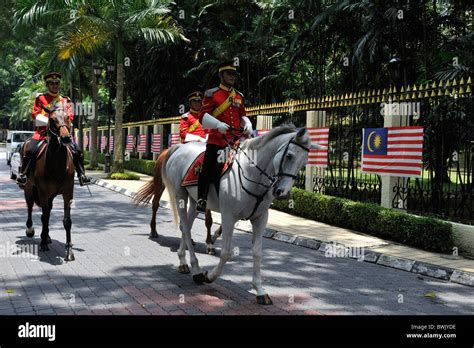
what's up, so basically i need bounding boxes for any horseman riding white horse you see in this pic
[134,124,326,305]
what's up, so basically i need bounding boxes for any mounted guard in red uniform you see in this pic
[17,72,90,188]
[196,61,253,212]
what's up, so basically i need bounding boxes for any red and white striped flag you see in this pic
[100,135,106,151]
[257,129,270,137]
[108,135,114,152]
[361,126,423,177]
[151,134,161,153]
[307,127,329,167]
[125,134,134,152]
[170,132,180,146]
[137,134,147,153]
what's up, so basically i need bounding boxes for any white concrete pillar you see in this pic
[305,110,326,192]
[153,124,164,161]
[256,115,272,131]
[380,110,409,210]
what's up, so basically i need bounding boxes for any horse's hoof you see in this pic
[26,228,35,238]
[65,252,75,262]
[256,294,273,305]
[207,247,216,255]
[39,244,49,252]
[191,239,196,246]
[193,272,206,284]
[149,231,159,238]
[47,236,52,244]
[178,264,190,274]
[204,271,212,284]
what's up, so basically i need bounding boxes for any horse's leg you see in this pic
[204,215,236,283]
[24,188,35,238]
[149,193,160,238]
[63,192,75,261]
[251,211,272,305]
[211,226,222,244]
[39,198,53,251]
[176,193,202,279]
[204,209,216,255]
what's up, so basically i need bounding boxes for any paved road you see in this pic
[0,148,473,315]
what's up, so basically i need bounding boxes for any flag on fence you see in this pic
[137,134,147,153]
[307,127,329,167]
[100,135,106,151]
[361,126,424,177]
[170,132,180,146]
[108,135,114,152]
[151,134,161,153]
[257,129,270,137]
[125,134,134,152]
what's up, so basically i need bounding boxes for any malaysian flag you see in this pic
[108,135,114,152]
[125,134,134,152]
[257,129,270,137]
[308,127,329,167]
[361,126,424,177]
[100,135,106,151]
[137,134,147,153]
[170,132,180,146]
[151,134,161,153]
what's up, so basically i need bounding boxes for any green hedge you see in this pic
[84,151,155,176]
[108,172,140,180]
[272,188,454,253]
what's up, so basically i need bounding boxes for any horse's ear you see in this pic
[296,127,307,138]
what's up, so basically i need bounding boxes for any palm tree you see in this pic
[56,0,189,172]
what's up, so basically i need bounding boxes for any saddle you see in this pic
[181,141,239,187]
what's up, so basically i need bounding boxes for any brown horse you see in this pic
[133,149,222,256]
[23,104,76,261]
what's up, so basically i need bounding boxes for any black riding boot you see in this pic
[72,149,90,186]
[16,156,32,188]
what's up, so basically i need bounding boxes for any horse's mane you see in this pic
[242,124,297,150]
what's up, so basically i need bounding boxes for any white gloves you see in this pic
[241,116,253,136]
[202,113,230,134]
[35,114,49,126]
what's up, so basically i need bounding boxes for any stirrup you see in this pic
[17,174,27,189]
[78,175,91,186]
[196,199,207,212]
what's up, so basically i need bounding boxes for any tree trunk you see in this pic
[113,40,125,173]
[90,64,99,168]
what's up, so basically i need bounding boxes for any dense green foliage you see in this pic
[272,188,454,253]
[1,0,472,128]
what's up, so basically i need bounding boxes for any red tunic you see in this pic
[179,110,206,143]
[32,93,74,140]
[199,84,246,147]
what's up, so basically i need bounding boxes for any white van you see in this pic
[6,130,34,165]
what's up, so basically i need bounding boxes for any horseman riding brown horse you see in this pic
[22,101,76,261]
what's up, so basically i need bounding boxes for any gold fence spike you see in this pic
[424,82,430,90]
[451,88,456,95]
[466,76,471,84]
[459,86,465,95]
[411,92,417,99]
[412,84,417,91]
[445,80,451,88]
[452,78,457,86]
[466,85,472,94]
[430,90,436,97]
[437,89,443,97]
[424,91,430,98]
[418,91,423,98]
[459,77,464,85]
[438,80,444,88]
[406,85,411,92]
[400,86,405,93]
[431,81,437,88]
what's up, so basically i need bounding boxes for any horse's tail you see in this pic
[160,146,181,230]
[132,149,170,207]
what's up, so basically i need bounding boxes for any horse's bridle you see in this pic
[232,132,310,220]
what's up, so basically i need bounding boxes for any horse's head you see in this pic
[272,127,324,200]
[45,103,71,146]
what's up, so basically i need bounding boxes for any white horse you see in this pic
[134,125,324,304]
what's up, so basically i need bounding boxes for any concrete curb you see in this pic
[91,177,474,288]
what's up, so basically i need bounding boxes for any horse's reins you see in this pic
[222,127,309,220]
